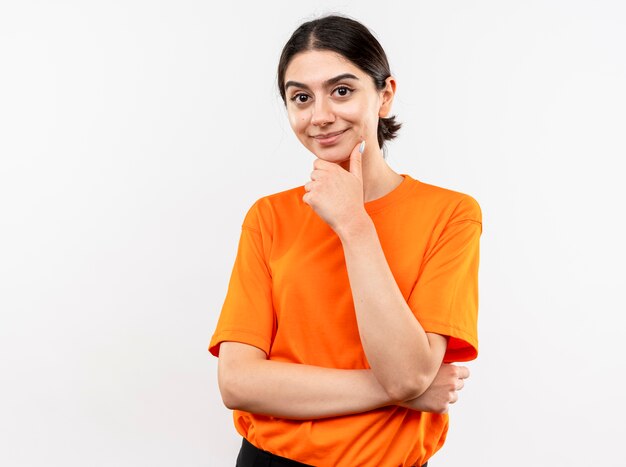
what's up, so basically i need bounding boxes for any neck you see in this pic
[339,144,403,203]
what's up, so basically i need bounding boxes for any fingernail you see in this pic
[359,140,366,154]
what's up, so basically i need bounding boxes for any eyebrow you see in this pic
[284,73,359,92]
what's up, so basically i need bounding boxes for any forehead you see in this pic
[284,50,365,85]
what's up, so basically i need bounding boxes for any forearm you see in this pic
[218,343,395,419]
[337,216,443,400]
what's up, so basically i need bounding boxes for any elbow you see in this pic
[384,375,429,402]
[217,366,247,411]
[216,342,265,411]
[219,382,241,410]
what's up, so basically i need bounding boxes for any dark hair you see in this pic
[277,15,401,149]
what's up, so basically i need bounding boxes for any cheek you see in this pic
[288,110,309,132]
[340,100,378,130]
[338,101,363,120]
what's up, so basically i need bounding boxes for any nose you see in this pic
[310,97,335,127]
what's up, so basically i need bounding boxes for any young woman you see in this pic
[209,14,482,467]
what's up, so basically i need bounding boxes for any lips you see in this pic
[313,129,346,139]
[312,129,348,145]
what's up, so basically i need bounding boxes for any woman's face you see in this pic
[283,50,395,163]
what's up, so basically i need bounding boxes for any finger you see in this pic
[457,366,470,380]
[349,140,364,181]
[455,378,465,390]
[313,158,336,170]
[304,181,313,192]
[310,168,328,181]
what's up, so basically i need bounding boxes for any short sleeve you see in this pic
[208,202,275,357]
[407,196,482,363]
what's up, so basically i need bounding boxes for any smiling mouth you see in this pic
[312,129,348,145]
[313,129,348,139]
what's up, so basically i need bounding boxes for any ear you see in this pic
[378,76,396,118]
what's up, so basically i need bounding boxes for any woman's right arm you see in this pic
[217,341,466,419]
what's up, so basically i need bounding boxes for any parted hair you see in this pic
[277,15,401,149]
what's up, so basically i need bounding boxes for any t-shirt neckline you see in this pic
[364,173,416,214]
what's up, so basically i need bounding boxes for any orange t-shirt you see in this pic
[209,174,482,467]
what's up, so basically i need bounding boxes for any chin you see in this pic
[309,143,353,163]
[313,151,349,163]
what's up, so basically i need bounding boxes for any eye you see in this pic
[333,86,353,97]
[290,93,310,104]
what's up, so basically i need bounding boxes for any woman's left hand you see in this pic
[303,140,368,234]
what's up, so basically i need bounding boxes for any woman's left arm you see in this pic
[303,143,447,402]
[337,214,446,402]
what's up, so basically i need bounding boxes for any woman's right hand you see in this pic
[399,364,470,414]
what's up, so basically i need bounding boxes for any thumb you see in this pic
[350,140,365,181]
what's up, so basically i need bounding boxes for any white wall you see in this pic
[1,1,624,465]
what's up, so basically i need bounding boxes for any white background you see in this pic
[1,1,625,466]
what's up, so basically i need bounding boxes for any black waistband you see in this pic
[236,437,428,467]
[237,438,314,467]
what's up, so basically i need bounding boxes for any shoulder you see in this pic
[406,176,482,225]
[241,184,306,231]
